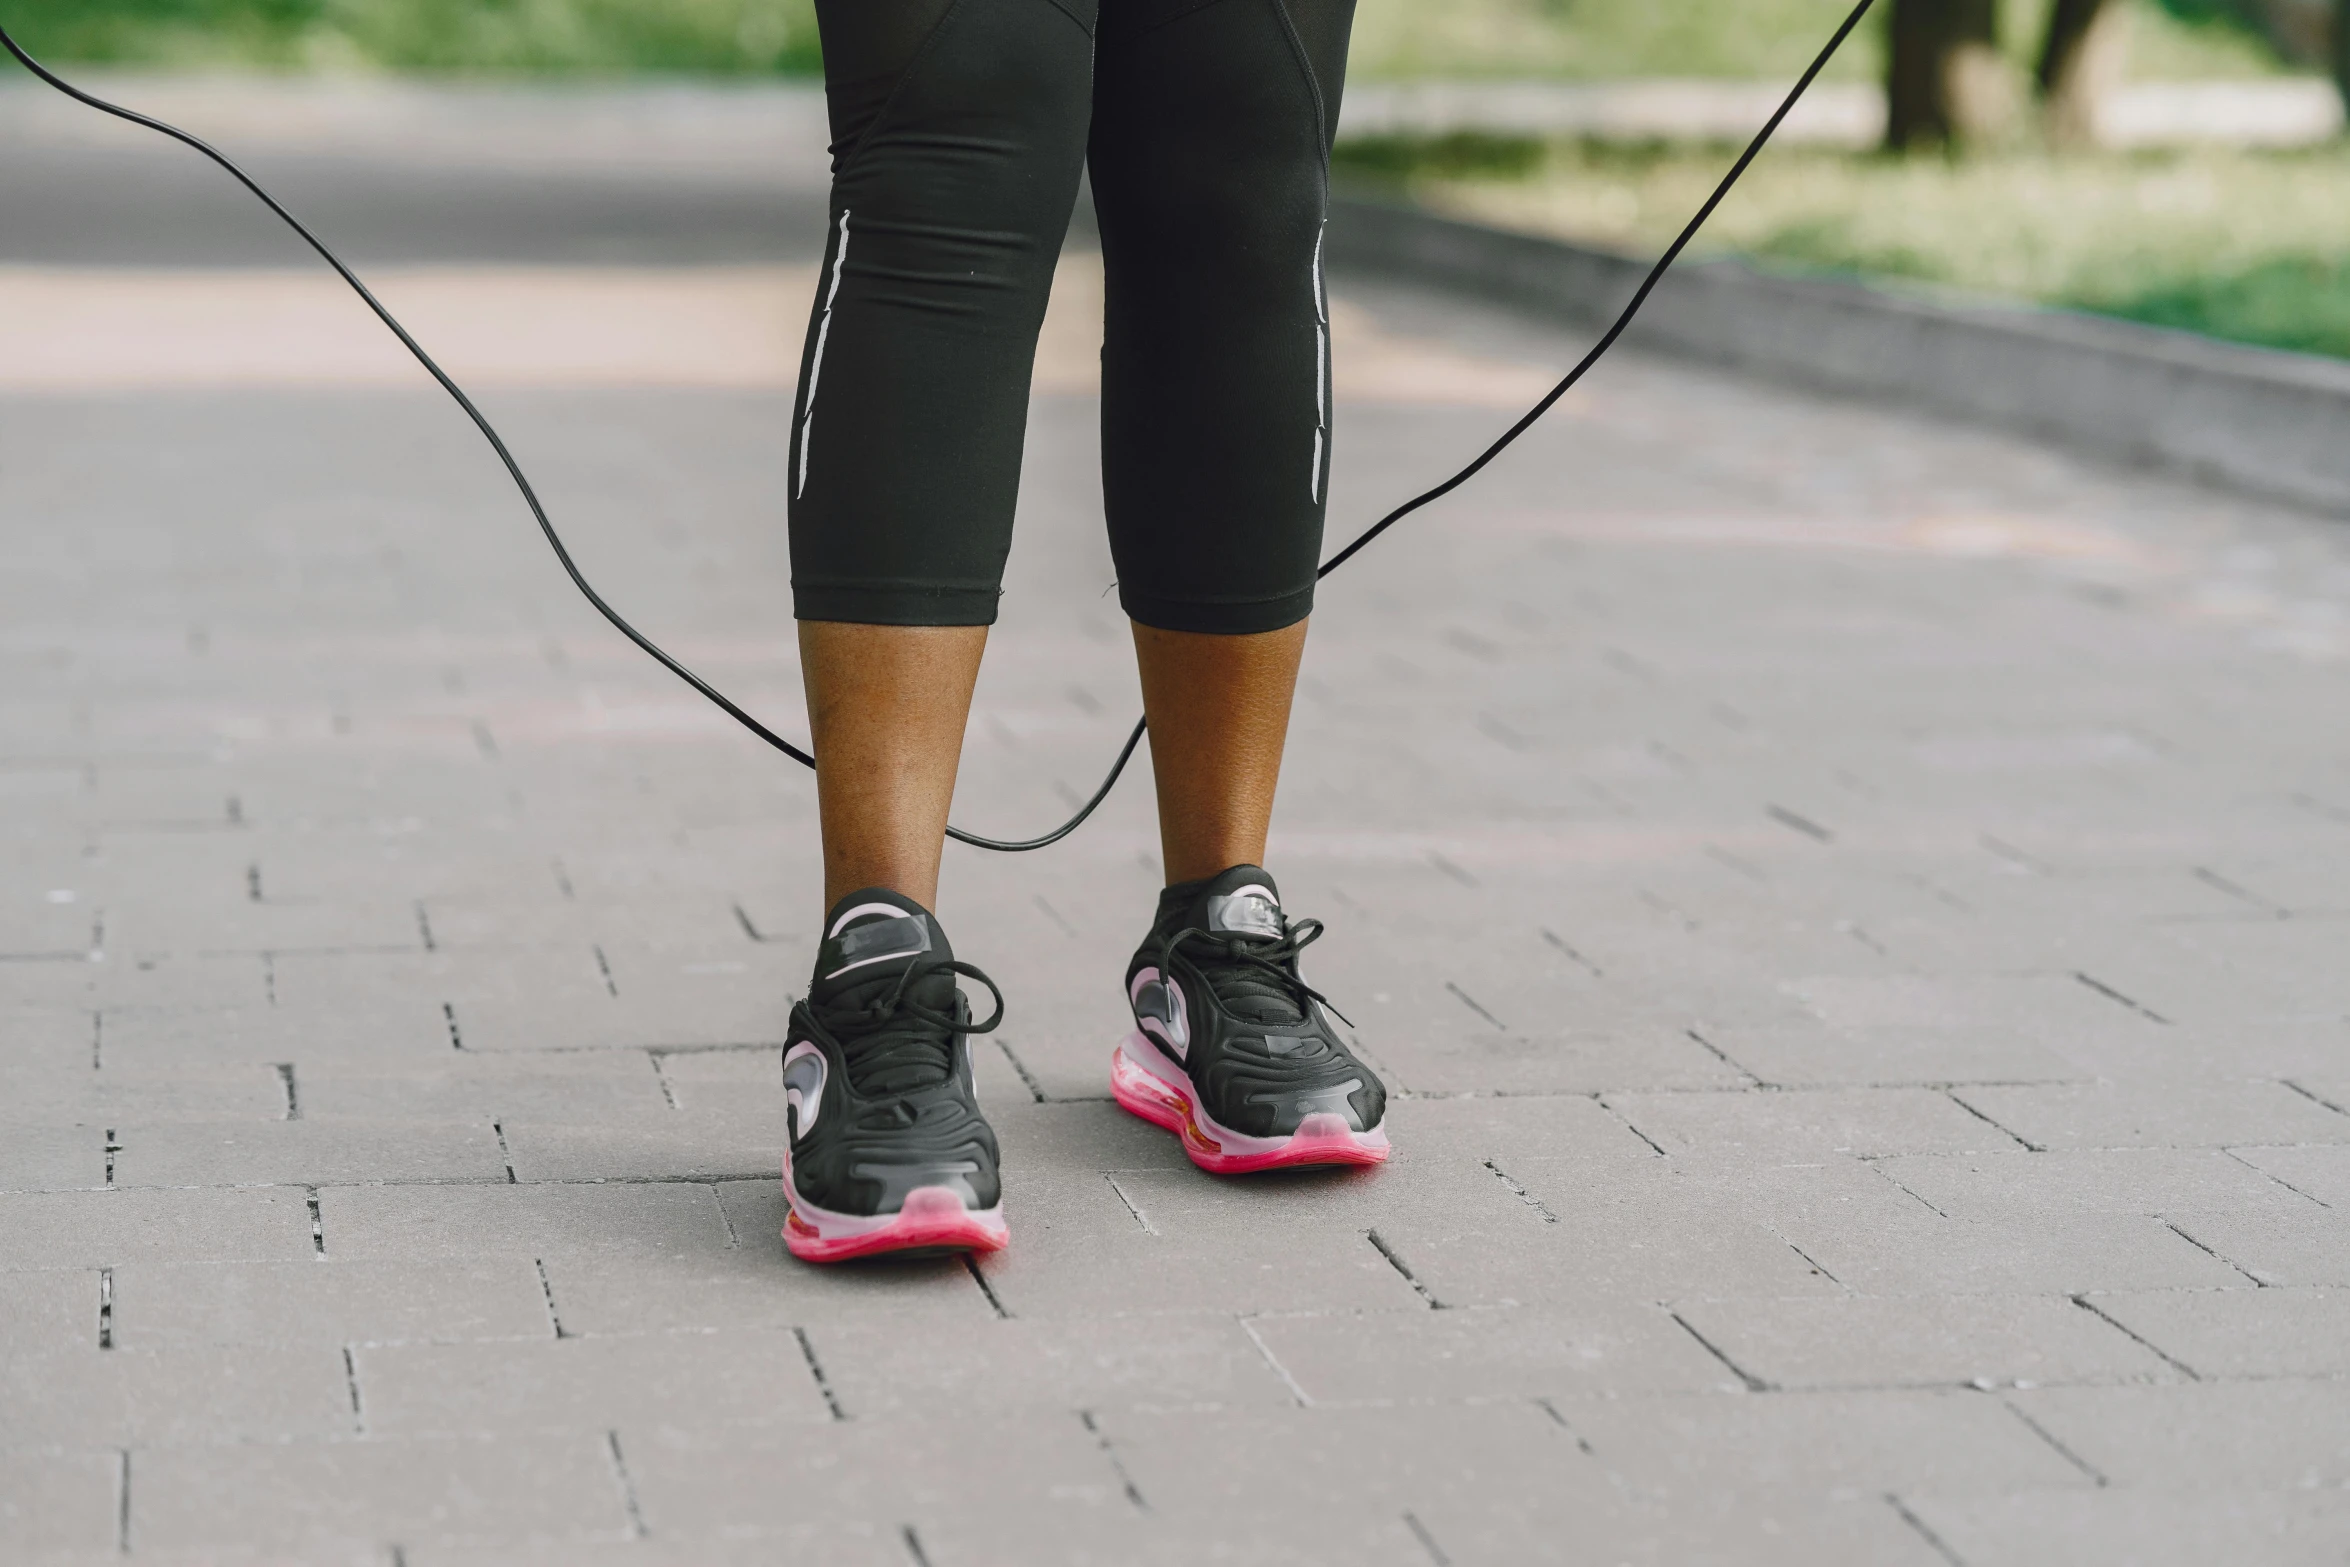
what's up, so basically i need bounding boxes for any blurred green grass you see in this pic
[1343,137,2350,358]
[1351,0,2290,83]
[0,0,820,73]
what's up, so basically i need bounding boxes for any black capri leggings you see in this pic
[787,0,1356,634]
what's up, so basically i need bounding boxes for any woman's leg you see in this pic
[1090,0,1357,880]
[801,622,988,910]
[1132,619,1308,886]
[1093,0,1388,1172]
[790,0,1098,913]
[777,0,1098,1263]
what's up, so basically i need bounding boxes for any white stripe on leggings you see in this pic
[797,208,852,500]
[1311,223,1328,503]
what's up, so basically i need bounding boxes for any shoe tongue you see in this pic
[1178,867,1307,1027]
[1195,866,1284,940]
[809,889,962,1095]
[810,888,954,1009]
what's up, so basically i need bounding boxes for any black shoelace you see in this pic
[810,956,1005,1099]
[1159,917,1353,1031]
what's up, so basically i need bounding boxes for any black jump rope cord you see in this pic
[0,0,1873,853]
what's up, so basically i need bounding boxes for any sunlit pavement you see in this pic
[5,85,2350,1566]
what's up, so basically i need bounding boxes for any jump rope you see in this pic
[1,0,1875,851]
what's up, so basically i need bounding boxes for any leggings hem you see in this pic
[794,581,1002,627]
[1119,583,1315,636]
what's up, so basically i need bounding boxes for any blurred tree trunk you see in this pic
[2037,0,2131,148]
[1886,0,2010,151]
[2335,0,2349,118]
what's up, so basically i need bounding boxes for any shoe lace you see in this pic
[811,956,1004,1098]
[1160,916,1353,1030]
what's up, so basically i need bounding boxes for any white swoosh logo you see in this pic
[1130,967,1189,1060]
[782,1040,826,1141]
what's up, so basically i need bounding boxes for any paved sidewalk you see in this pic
[4,94,2350,1567]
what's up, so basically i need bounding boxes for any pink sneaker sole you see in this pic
[781,1175,1009,1264]
[1112,1033,1390,1174]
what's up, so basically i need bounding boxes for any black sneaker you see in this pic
[1113,865,1390,1172]
[780,888,1009,1261]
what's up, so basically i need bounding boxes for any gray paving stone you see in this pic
[1385,1085,1666,1155]
[1412,1486,1955,1567]
[1871,1147,2322,1219]
[3,1545,391,1567]
[1602,1085,2006,1159]
[811,1314,1293,1417]
[2293,1077,2350,1117]
[0,1268,98,1353]
[1096,1400,1604,1517]
[0,1124,106,1192]
[914,1510,1436,1567]
[1370,1167,1843,1306]
[95,1001,456,1074]
[2087,1286,2350,1379]
[1084,1143,1532,1239]
[538,1248,990,1336]
[315,1181,735,1262]
[499,1108,781,1183]
[109,1259,551,1348]
[0,1187,315,1268]
[988,1032,1124,1103]
[1784,973,2142,1037]
[419,893,753,956]
[1247,1301,1737,1402]
[1697,1020,2091,1088]
[265,948,613,1021]
[978,1225,1430,1320]
[982,1097,1197,1177]
[0,887,102,959]
[1907,1486,2350,1567]
[646,1044,782,1110]
[271,946,797,1054]
[0,1448,120,1559]
[15,1059,288,1128]
[110,1119,507,1187]
[1675,1146,1940,1229]
[2162,1207,2350,1286]
[297,1052,673,1123]
[86,952,270,1012]
[1769,1206,2248,1295]
[2025,1381,2350,1493]
[407,1526,909,1567]
[128,1432,627,1552]
[2232,1141,2350,1206]
[0,1343,353,1446]
[1364,1024,1745,1097]
[356,1328,831,1434]
[104,896,422,955]
[1672,1294,2176,1391]
[627,1411,1129,1534]
[1558,1387,2091,1497]
[1955,1080,2350,1150]
[1092,1399,1947,1564]
[2157,919,2350,1021]
[2031,1022,2350,1084]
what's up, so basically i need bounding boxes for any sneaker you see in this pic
[1113,865,1390,1173]
[780,888,1009,1261]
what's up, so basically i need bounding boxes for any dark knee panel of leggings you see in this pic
[1094,0,1351,635]
[789,0,1098,627]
